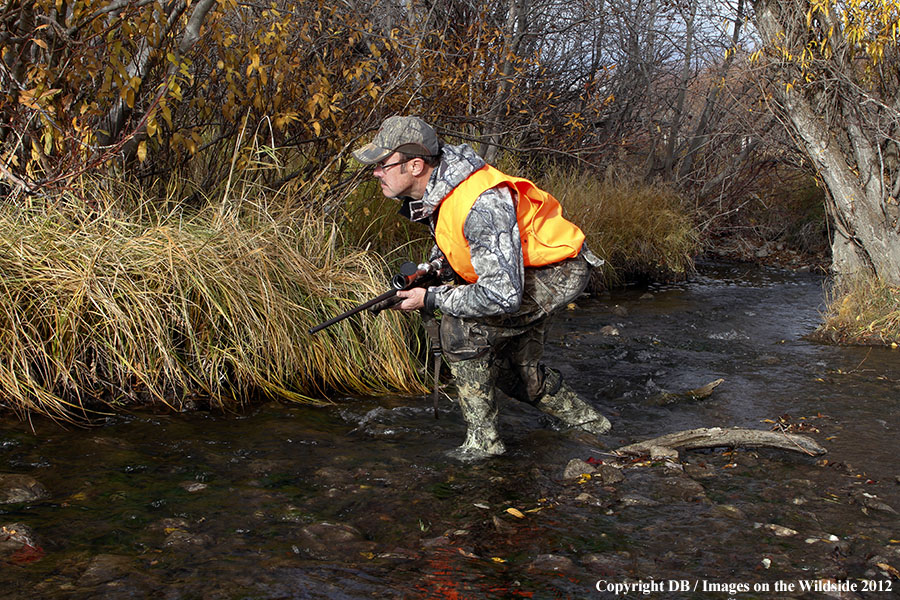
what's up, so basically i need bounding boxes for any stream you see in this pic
[1,262,898,599]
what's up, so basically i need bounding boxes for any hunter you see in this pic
[352,115,611,459]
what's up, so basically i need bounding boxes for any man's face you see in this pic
[373,152,416,199]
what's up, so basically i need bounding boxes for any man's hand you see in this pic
[394,287,426,311]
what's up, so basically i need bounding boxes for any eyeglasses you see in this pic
[374,158,411,173]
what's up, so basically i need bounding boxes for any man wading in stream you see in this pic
[352,116,611,459]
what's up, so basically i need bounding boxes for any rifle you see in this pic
[308,259,446,419]
[307,259,444,335]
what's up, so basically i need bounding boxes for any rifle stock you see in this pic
[308,260,443,335]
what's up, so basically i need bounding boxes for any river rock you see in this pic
[314,466,349,485]
[148,517,213,548]
[301,521,364,544]
[713,504,747,520]
[74,553,157,598]
[618,493,659,507]
[295,521,376,560]
[583,551,632,576]
[1,522,39,555]
[600,325,620,336]
[164,529,213,547]
[575,492,606,507]
[0,473,50,504]
[149,517,190,532]
[179,481,208,493]
[657,477,707,502]
[562,459,596,480]
[78,554,133,586]
[757,522,798,537]
[528,553,575,572]
[683,461,716,479]
[852,491,898,514]
[597,465,626,485]
[884,542,900,560]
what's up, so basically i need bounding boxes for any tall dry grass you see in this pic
[341,161,701,285]
[818,274,900,345]
[0,155,703,421]
[541,166,699,287]
[0,180,426,421]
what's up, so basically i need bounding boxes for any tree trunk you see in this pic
[482,0,528,163]
[751,0,900,286]
[661,0,696,175]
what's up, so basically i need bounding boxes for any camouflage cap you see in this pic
[352,116,441,164]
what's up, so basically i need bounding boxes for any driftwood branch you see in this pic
[615,427,827,457]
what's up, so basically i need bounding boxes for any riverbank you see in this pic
[705,236,900,347]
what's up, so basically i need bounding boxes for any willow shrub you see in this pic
[540,167,699,287]
[0,183,426,421]
[818,275,900,345]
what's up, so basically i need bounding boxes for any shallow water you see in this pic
[1,263,898,599]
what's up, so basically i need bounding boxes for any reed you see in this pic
[0,179,425,421]
[818,274,900,345]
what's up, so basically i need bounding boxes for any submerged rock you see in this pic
[164,529,213,547]
[0,474,49,504]
[1,522,39,556]
[657,476,707,502]
[713,504,747,520]
[179,481,208,493]
[756,522,799,537]
[618,493,659,507]
[575,492,607,507]
[597,465,626,485]
[582,551,632,576]
[295,521,377,560]
[683,461,716,479]
[529,553,575,572]
[78,554,133,586]
[301,521,364,544]
[562,459,596,480]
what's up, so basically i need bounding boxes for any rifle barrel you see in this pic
[307,288,399,335]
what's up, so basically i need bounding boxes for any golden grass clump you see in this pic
[540,166,699,287]
[0,183,426,421]
[818,274,900,345]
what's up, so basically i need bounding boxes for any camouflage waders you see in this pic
[442,253,611,458]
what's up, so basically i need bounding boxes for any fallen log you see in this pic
[615,427,827,457]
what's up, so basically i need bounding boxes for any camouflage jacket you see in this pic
[400,143,524,319]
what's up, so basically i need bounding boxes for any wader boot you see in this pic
[535,368,611,435]
[447,357,506,459]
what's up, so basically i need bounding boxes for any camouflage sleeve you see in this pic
[427,186,524,318]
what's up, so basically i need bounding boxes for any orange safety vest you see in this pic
[435,165,585,283]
